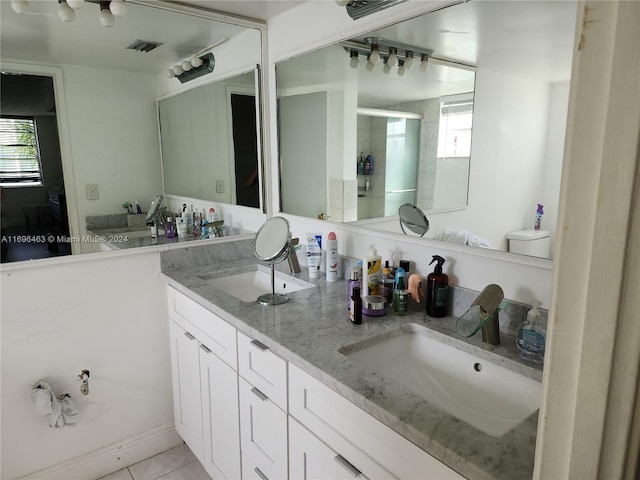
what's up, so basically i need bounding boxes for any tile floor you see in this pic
[98,443,212,480]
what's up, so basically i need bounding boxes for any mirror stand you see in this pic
[257,263,289,305]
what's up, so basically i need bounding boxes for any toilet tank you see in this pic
[506,230,550,258]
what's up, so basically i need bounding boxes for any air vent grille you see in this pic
[126,40,164,53]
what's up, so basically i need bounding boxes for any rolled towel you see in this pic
[32,382,78,428]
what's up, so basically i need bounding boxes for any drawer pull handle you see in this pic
[251,387,268,401]
[184,332,196,341]
[334,455,362,477]
[199,344,211,354]
[254,467,269,480]
[250,339,269,351]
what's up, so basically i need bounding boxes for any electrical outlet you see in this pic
[216,180,224,193]
[86,184,99,200]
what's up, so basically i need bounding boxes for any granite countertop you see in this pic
[160,241,541,480]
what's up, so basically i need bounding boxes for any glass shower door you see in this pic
[384,117,421,217]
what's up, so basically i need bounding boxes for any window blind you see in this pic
[0,117,43,185]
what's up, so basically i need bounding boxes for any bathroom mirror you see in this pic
[0,0,264,263]
[253,216,292,263]
[276,0,577,259]
[399,204,429,237]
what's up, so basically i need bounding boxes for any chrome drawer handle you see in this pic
[254,467,269,480]
[251,387,268,401]
[334,455,362,477]
[199,344,211,354]
[250,339,269,351]
[183,331,195,341]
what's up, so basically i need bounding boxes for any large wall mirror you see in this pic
[276,1,578,259]
[0,0,264,263]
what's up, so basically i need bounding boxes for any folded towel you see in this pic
[32,382,79,428]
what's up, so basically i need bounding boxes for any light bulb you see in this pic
[404,52,414,70]
[366,61,375,72]
[99,7,115,26]
[67,0,84,8]
[398,62,406,77]
[10,0,29,14]
[165,69,175,78]
[420,54,430,72]
[109,0,127,16]
[335,0,350,6]
[387,48,398,67]
[58,1,76,21]
[349,50,359,69]
[181,61,193,72]
[190,57,204,68]
[383,62,391,74]
[172,65,184,76]
[369,45,380,65]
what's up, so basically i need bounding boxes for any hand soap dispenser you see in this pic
[516,301,546,364]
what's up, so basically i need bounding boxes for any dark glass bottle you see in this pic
[426,255,449,317]
[350,287,362,325]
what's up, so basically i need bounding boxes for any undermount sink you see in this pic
[198,265,314,302]
[340,323,541,436]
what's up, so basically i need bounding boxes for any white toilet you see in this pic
[506,230,550,258]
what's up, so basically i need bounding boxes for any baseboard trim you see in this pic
[18,422,183,480]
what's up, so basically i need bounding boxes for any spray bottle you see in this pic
[426,255,449,318]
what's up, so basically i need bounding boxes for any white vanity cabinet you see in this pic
[288,363,464,480]
[237,331,288,480]
[167,287,241,480]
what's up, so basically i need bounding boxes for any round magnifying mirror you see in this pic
[254,217,292,263]
[145,194,164,223]
[398,203,429,236]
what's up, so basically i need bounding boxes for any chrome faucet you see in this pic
[199,220,225,239]
[286,238,301,274]
[455,284,504,345]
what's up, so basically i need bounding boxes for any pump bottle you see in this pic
[426,255,449,317]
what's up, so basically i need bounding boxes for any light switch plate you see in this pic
[216,180,224,193]
[86,184,99,200]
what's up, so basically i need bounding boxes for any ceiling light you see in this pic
[343,0,409,20]
[10,0,29,14]
[172,65,184,76]
[383,59,391,75]
[397,60,406,77]
[167,53,216,84]
[404,51,414,70]
[190,57,204,68]
[420,54,430,72]
[387,47,398,67]
[99,4,115,26]
[109,0,126,16]
[67,0,84,8]
[334,0,352,5]
[369,45,380,65]
[58,0,75,21]
[349,50,359,69]
[366,60,375,72]
[180,61,193,72]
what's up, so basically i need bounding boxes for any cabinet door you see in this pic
[290,417,371,480]
[239,377,287,480]
[199,344,241,480]
[169,320,203,460]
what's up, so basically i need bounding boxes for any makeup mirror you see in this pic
[253,216,293,305]
[398,203,429,236]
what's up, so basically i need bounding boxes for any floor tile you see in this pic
[97,468,134,480]
[128,444,197,480]
[155,460,212,480]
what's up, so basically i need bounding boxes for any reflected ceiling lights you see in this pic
[11,0,127,27]
[343,37,434,76]
[334,0,409,20]
[165,53,215,84]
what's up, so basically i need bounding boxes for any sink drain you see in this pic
[473,362,483,372]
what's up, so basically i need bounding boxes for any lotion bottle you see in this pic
[326,232,339,282]
[364,244,381,296]
[426,255,449,317]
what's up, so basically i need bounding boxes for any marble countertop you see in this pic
[161,243,541,480]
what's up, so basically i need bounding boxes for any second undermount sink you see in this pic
[340,323,542,436]
[198,265,314,302]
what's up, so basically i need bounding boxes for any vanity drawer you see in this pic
[289,363,463,480]
[237,331,287,411]
[167,286,237,370]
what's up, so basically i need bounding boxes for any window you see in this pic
[436,93,474,158]
[0,116,43,186]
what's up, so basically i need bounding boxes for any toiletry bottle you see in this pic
[535,203,544,230]
[516,301,546,364]
[209,207,219,222]
[364,155,371,175]
[350,287,362,325]
[347,265,361,309]
[357,152,365,175]
[426,255,449,318]
[326,232,339,282]
[135,200,142,214]
[366,154,374,174]
[364,244,382,295]
[393,268,408,316]
[166,216,175,238]
[377,261,395,305]
[177,217,187,238]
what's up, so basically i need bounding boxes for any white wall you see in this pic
[0,252,176,479]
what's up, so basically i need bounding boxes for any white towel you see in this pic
[32,382,79,428]
[435,228,493,248]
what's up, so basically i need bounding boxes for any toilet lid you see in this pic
[506,229,550,240]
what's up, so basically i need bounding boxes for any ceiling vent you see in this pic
[126,40,164,53]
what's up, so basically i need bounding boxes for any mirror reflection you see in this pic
[276,1,577,259]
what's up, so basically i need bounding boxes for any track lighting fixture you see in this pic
[340,37,434,77]
[349,50,360,69]
[11,0,127,27]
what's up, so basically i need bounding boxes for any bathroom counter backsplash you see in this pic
[160,239,543,480]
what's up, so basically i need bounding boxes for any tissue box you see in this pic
[127,213,146,227]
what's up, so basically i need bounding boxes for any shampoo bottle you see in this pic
[364,245,382,296]
[516,301,546,364]
[393,267,408,315]
[426,255,449,318]
[326,232,339,282]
